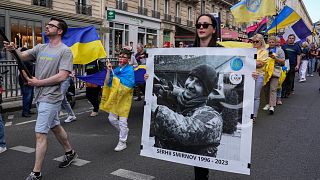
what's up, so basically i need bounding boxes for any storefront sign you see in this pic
[106,10,115,20]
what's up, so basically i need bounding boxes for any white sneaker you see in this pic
[64,115,77,123]
[311,74,314,77]
[269,106,274,114]
[90,111,98,117]
[0,146,7,153]
[307,74,310,77]
[262,104,270,111]
[114,141,127,151]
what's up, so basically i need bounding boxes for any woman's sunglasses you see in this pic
[252,40,260,44]
[195,24,213,29]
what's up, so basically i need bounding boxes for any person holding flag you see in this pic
[101,49,135,152]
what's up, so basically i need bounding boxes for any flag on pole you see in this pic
[231,0,276,22]
[266,6,301,34]
[44,26,106,64]
[246,17,267,38]
[282,19,312,43]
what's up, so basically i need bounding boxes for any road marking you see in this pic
[111,169,155,180]
[10,146,35,153]
[53,156,90,166]
[5,121,12,126]
[7,115,14,120]
[15,119,36,125]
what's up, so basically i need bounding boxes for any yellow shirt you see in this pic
[256,49,268,75]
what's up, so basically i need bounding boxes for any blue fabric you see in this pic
[282,44,302,66]
[0,115,6,147]
[21,85,34,114]
[292,19,312,40]
[108,65,135,88]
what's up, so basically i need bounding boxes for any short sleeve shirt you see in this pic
[26,43,73,103]
[282,44,301,66]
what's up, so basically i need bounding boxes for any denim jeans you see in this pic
[254,75,264,118]
[61,77,75,117]
[21,85,34,114]
[0,115,6,147]
[307,58,316,75]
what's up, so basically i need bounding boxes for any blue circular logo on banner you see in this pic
[230,57,244,71]
[246,0,261,13]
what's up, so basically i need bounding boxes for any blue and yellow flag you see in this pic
[100,65,135,118]
[231,0,276,22]
[266,6,301,34]
[44,26,106,64]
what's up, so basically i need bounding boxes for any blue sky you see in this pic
[303,0,319,23]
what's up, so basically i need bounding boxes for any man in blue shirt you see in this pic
[281,34,301,98]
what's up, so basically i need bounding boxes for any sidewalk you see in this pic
[2,91,86,113]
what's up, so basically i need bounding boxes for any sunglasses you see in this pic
[119,55,128,59]
[179,44,183,45]
[195,24,213,29]
[252,40,260,44]
[47,23,60,29]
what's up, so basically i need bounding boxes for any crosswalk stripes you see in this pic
[10,146,35,153]
[111,169,155,180]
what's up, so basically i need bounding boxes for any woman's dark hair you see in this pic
[193,14,218,47]
[50,17,68,37]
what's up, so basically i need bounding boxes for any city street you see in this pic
[1,76,320,180]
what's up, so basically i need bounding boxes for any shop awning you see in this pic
[221,28,239,40]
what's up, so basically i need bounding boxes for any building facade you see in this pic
[0,0,105,54]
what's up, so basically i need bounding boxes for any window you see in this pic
[153,0,158,11]
[201,0,205,14]
[176,2,180,17]
[164,0,169,14]
[188,7,192,20]
[0,17,6,60]
[139,0,144,7]
[212,5,215,13]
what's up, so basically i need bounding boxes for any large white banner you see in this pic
[140,48,256,175]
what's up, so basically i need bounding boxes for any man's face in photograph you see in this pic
[182,75,205,99]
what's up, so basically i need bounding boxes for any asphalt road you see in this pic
[1,76,320,180]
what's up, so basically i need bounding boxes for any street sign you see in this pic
[107,10,115,20]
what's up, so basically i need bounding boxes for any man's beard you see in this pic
[45,31,58,37]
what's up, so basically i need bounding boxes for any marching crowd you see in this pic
[0,13,319,180]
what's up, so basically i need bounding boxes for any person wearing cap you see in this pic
[150,64,223,157]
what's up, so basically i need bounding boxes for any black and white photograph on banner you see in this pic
[140,48,256,175]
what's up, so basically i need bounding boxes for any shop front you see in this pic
[107,9,161,57]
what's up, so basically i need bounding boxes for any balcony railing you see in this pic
[187,20,193,27]
[116,0,128,11]
[152,10,160,19]
[75,3,92,16]
[175,17,181,24]
[32,0,52,8]
[138,6,148,16]
[164,14,171,22]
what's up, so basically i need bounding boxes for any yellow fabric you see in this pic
[70,40,107,64]
[264,58,275,85]
[100,77,133,118]
[278,70,286,89]
[231,0,276,22]
[218,41,252,48]
[256,49,268,75]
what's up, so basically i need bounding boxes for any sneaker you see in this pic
[276,100,283,105]
[90,111,98,117]
[0,146,7,153]
[25,172,42,180]
[269,106,274,114]
[311,74,314,77]
[262,104,270,111]
[114,141,127,151]
[134,97,142,101]
[307,74,310,77]
[64,115,77,123]
[59,150,78,168]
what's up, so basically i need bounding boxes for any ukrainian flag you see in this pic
[231,0,276,22]
[44,26,106,64]
[100,65,135,118]
[266,6,301,34]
